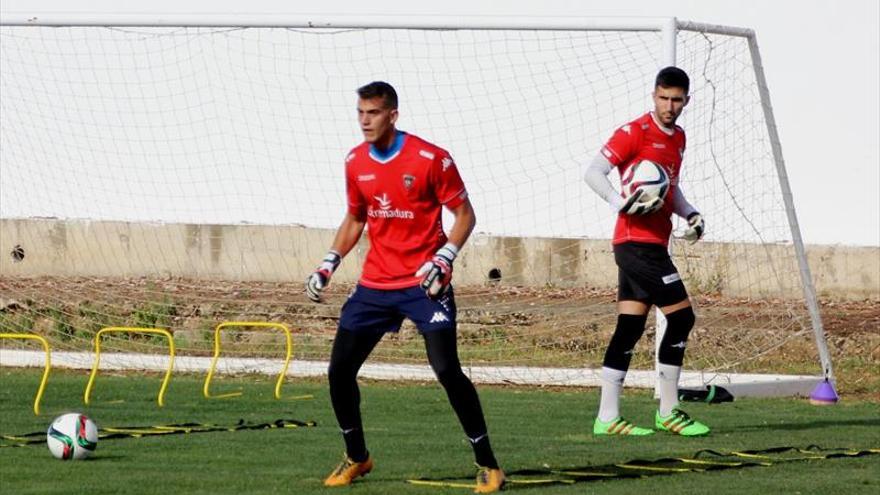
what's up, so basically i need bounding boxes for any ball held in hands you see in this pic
[621,188,665,215]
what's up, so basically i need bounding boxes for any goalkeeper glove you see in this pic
[621,189,664,216]
[683,212,705,242]
[305,250,341,303]
[415,243,458,299]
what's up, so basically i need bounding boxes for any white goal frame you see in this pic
[0,12,833,396]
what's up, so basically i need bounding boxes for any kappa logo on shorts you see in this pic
[662,273,682,285]
[429,311,449,323]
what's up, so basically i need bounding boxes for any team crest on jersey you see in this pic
[403,174,415,189]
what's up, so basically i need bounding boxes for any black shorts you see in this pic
[338,284,457,334]
[613,242,688,307]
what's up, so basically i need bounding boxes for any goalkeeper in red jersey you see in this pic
[306,81,504,493]
[584,67,710,437]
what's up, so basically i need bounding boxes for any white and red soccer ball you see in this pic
[47,413,98,460]
[621,160,670,202]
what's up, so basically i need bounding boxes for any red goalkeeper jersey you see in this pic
[601,112,687,247]
[345,131,468,289]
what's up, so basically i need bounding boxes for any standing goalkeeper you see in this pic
[306,81,504,493]
[584,67,710,437]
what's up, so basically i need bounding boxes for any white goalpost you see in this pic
[0,13,833,398]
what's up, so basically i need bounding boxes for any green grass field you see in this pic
[1,368,878,495]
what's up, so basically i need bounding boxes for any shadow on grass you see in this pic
[735,418,880,432]
[403,446,880,491]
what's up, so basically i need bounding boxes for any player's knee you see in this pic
[327,361,346,384]
[327,356,357,384]
[603,313,648,371]
[658,306,695,366]
[431,359,467,387]
[431,357,468,389]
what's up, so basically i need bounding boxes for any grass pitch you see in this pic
[1,368,877,494]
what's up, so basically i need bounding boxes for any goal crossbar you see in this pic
[0,13,679,30]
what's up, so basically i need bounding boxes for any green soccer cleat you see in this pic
[655,409,710,436]
[593,416,655,436]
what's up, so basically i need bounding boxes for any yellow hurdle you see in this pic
[203,322,293,400]
[0,333,51,415]
[84,327,175,407]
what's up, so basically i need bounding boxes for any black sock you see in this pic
[341,428,368,463]
[602,313,648,371]
[469,434,499,469]
[424,329,499,469]
[658,306,695,366]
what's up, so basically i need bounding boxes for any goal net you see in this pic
[0,17,831,396]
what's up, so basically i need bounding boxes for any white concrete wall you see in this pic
[1,218,877,299]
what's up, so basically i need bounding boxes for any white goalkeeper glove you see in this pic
[682,212,705,242]
[305,250,341,303]
[415,243,458,299]
[620,189,664,216]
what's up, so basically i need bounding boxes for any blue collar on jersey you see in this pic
[369,130,407,163]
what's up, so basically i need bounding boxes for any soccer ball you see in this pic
[46,413,98,460]
[621,160,670,202]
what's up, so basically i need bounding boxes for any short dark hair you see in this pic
[357,81,398,109]
[655,67,690,94]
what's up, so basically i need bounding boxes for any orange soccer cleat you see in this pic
[323,455,374,487]
[474,466,505,493]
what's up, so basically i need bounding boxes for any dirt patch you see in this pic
[1,276,877,399]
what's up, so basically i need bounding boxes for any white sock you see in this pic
[598,367,627,422]
[657,363,682,417]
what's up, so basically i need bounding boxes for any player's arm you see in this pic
[446,197,476,249]
[671,185,704,242]
[306,155,367,303]
[329,212,367,257]
[584,153,626,212]
[416,150,474,299]
[305,212,365,303]
[416,198,475,299]
[584,153,663,215]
